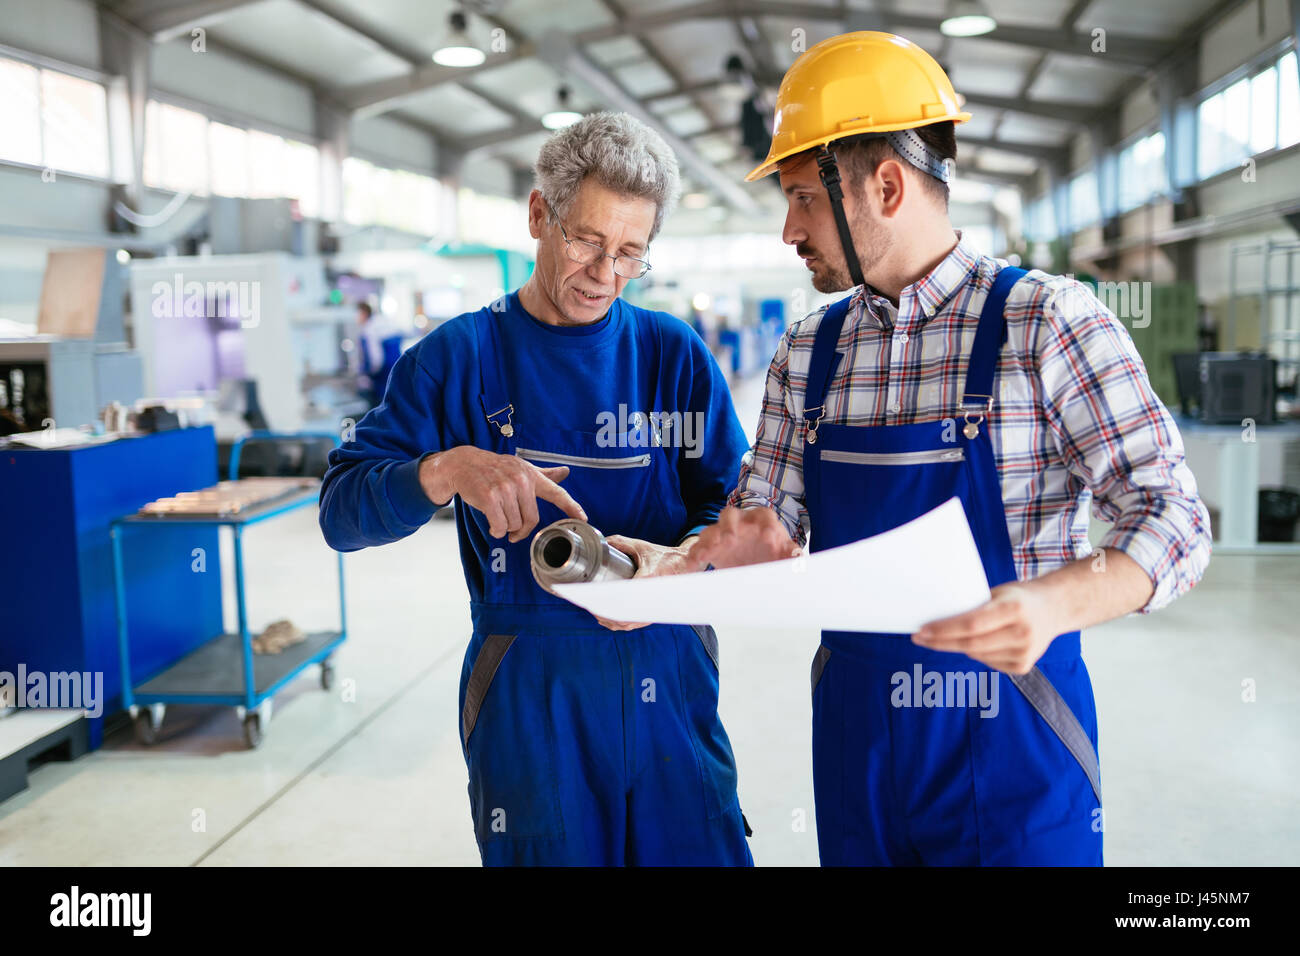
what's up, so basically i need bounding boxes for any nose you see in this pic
[782,209,806,247]
[586,254,616,286]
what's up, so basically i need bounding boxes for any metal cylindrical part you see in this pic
[530,519,636,591]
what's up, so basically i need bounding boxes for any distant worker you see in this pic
[356,301,402,408]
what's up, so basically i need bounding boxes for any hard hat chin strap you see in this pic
[815,145,867,291]
[813,131,952,293]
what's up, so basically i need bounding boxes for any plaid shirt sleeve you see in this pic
[1032,277,1213,612]
[728,313,819,547]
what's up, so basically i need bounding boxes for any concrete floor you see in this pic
[1,375,1297,865]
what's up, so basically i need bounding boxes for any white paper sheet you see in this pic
[553,497,991,632]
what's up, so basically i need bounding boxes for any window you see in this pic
[1068,170,1099,229]
[282,140,319,218]
[144,101,209,194]
[1279,51,1299,149]
[208,122,250,197]
[1249,66,1278,154]
[0,56,109,177]
[145,100,320,213]
[1023,196,1057,242]
[1197,49,1299,180]
[39,69,109,178]
[246,129,284,199]
[458,188,527,250]
[343,157,442,235]
[0,58,41,166]
[1118,131,1168,211]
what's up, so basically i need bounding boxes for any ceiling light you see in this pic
[940,0,997,37]
[542,86,583,130]
[433,11,485,68]
[683,192,711,209]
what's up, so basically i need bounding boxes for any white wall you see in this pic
[0,0,101,71]
[349,116,439,175]
[150,38,316,138]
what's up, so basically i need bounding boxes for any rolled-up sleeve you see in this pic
[728,319,813,546]
[1035,280,1212,612]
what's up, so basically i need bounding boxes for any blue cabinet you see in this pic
[0,427,222,748]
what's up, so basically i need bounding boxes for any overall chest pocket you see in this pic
[515,439,685,544]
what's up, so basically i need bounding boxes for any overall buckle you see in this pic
[804,405,825,444]
[960,395,993,439]
[485,403,515,438]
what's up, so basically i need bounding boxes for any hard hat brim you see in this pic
[744,111,973,182]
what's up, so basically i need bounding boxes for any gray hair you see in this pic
[533,111,681,241]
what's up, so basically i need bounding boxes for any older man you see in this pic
[319,112,753,866]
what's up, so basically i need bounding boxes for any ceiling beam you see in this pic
[115,0,263,42]
[339,0,1168,116]
[959,135,1069,165]
[734,12,781,86]
[597,0,725,134]
[581,1,1168,70]
[535,30,761,215]
[295,0,427,66]
[961,167,1037,193]
[687,123,738,141]
[457,121,542,154]
[342,46,535,117]
[730,1,1168,70]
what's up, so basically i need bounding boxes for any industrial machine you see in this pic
[127,253,364,439]
[1198,352,1277,425]
[0,248,143,435]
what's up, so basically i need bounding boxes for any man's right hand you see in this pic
[681,505,801,571]
[418,446,587,543]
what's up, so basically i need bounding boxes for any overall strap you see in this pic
[631,301,667,444]
[961,266,1026,414]
[474,298,516,440]
[801,293,855,443]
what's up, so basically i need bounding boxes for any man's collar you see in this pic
[844,232,979,328]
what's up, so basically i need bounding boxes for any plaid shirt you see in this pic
[730,237,1212,612]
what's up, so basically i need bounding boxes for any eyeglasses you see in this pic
[547,204,652,279]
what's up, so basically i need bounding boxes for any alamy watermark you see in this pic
[0,665,103,717]
[890,664,1000,718]
[150,273,261,328]
[595,404,705,459]
[1060,275,1151,329]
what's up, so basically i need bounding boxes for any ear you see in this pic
[874,158,907,219]
[526,189,546,240]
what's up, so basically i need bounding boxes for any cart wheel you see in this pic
[320,659,335,691]
[243,713,263,749]
[133,711,158,746]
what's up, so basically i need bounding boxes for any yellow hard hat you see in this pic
[745,31,971,182]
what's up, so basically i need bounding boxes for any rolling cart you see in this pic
[110,479,346,748]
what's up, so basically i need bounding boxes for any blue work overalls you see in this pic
[803,267,1104,866]
[456,304,753,866]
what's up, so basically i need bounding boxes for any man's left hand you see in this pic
[591,535,696,631]
[911,581,1061,675]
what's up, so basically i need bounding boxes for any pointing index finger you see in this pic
[534,473,587,522]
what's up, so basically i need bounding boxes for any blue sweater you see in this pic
[318,291,748,605]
